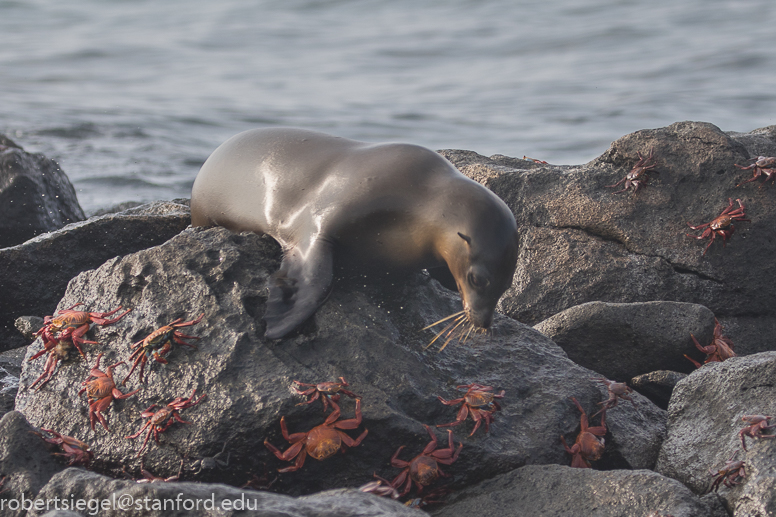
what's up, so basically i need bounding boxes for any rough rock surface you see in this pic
[440,122,776,356]
[0,201,191,352]
[430,464,727,517]
[534,301,716,380]
[14,227,664,499]
[29,468,419,517]
[631,370,688,410]
[0,136,85,248]
[655,352,776,516]
[0,411,64,516]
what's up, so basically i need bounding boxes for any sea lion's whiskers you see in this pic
[421,311,466,331]
[459,324,475,346]
[438,317,468,352]
[424,314,467,350]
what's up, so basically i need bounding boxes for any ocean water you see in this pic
[1,0,775,213]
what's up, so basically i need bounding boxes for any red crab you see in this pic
[359,475,401,499]
[436,383,505,436]
[606,147,657,194]
[561,397,607,468]
[684,319,736,368]
[78,353,140,431]
[591,378,637,417]
[263,398,368,473]
[739,415,776,451]
[35,428,94,467]
[735,155,776,188]
[33,303,132,359]
[29,340,77,390]
[709,451,746,492]
[292,376,358,412]
[389,425,462,496]
[686,198,750,255]
[136,458,185,483]
[125,389,206,457]
[122,314,204,385]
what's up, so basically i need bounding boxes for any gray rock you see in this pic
[631,370,688,410]
[534,301,716,380]
[430,464,727,517]
[29,468,421,517]
[655,352,776,514]
[440,121,776,356]
[0,365,19,417]
[15,227,664,496]
[0,201,190,352]
[0,138,85,249]
[15,316,44,342]
[0,411,64,516]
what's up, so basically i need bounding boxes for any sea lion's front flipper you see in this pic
[263,240,334,339]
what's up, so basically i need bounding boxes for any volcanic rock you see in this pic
[430,464,727,517]
[0,411,65,516]
[630,370,688,410]
[0,201,191,352]
[29,468,420,517]
[655,352,776,515]
[533,301,716,379]
[0,136,84,248]
[14,227,665,499]
[440,121,776,356]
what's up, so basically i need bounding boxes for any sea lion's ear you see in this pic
[458,232,472,245]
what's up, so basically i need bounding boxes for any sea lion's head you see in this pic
[451,227,518,329]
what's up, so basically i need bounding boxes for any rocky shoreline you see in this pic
[0,122,775,516]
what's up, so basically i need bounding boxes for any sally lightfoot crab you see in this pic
[739,415,776,450]
[709,450,746,492]
[686,198,750,255]
[34,302,132,358]
[34,428,94,467]
[122,313,204,385]
[389,425,462,496]
[264,399,368,473]
[606,147,657,194]
[591,378,637,417]
[561,397,607,468]
[78,353,139,431]
[436,383,505,436]
[685,318,736,368]
[735,156,776,188]
[292,376,359,412]
[125,389,206,457]
[29,341,77,390]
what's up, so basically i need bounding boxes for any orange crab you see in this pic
[125,389,206,457]
[709,451,746,492]
[264,398,368,473]
[686,198,750,255]
[122,314,204,385]
[735,155,776,188]
[606,147,657,194]
[34,302,132,358]
[739,415,776,450]
[292,376,359,412]
[436,383,505,436]
[35,428,94,467]
[561,397,607,468]
[685,319,736,368]
[29,340,77,390]
[591,378,637,417]
[389,425,462,496]
[78,353,139,431]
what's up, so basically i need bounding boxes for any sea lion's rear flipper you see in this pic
[263,240,334,339]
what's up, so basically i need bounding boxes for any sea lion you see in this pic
[191,128,518,340]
